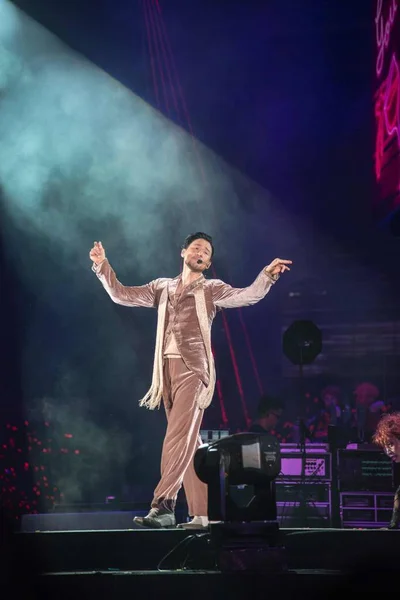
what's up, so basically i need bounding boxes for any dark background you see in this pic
[1,0,400,509]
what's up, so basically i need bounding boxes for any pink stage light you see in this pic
[375,0,398,77]
[383,53,400,141]
[375,53,400,182]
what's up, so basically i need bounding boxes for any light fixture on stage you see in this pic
[194,432,280,522]
[194,433,286,572]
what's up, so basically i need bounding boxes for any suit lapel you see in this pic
[168,274,205,307]
[179,275,204,304]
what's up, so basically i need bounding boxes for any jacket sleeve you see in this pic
[211,268,278,309]
[92,259,159,308]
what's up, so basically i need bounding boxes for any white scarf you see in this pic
[139,283,216,410]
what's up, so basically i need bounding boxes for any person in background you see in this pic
[353,381,385,443]
[307,385,347,442]
[249,395,299,443]
[373,412,400,529]
[249,395,284,434]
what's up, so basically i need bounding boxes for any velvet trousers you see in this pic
[151,357,208,517]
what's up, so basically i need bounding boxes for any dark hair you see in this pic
[321,386,341,400]
[182,232,214,257]
[257,395,285,418]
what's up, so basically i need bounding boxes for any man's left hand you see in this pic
[265,258,292,277]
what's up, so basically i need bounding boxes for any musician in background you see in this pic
[373,412,400,529]
[307,385,351,443]
[248,395,299,443]
[353,381,385,443]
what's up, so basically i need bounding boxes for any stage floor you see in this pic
[5,525,400,599]
[10,525,400,570]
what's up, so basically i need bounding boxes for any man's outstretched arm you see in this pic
[90,241,158,308]
[212,258,292,309]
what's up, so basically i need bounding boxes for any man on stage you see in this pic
[90,232,291,529]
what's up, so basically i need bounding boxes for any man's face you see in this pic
[354,383,379,407]
[261,409,283,431]
[355,392,374,407]
[384,438,400,462]
[181,238,212,273]
[323,393,338,408]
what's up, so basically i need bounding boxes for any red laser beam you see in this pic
[142,1,259,427]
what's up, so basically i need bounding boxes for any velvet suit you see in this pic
[93,259,277,515]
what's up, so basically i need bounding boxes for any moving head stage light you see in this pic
[194,432,280,522]
[194,433,286,572]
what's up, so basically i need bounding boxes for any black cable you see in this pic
[157,534,195,571]
[181,533,210,570]
[157,533,209,571]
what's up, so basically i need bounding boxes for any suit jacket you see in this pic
[93,259,278,409]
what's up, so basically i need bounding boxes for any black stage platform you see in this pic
[4,524,400,599]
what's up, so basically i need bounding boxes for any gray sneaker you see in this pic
[134,506,176,529]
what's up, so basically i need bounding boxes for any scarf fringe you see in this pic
[139,387,163,410]
[193,286,216,410]
[139,286,168,410]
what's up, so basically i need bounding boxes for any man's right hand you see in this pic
[89,241,106,265]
